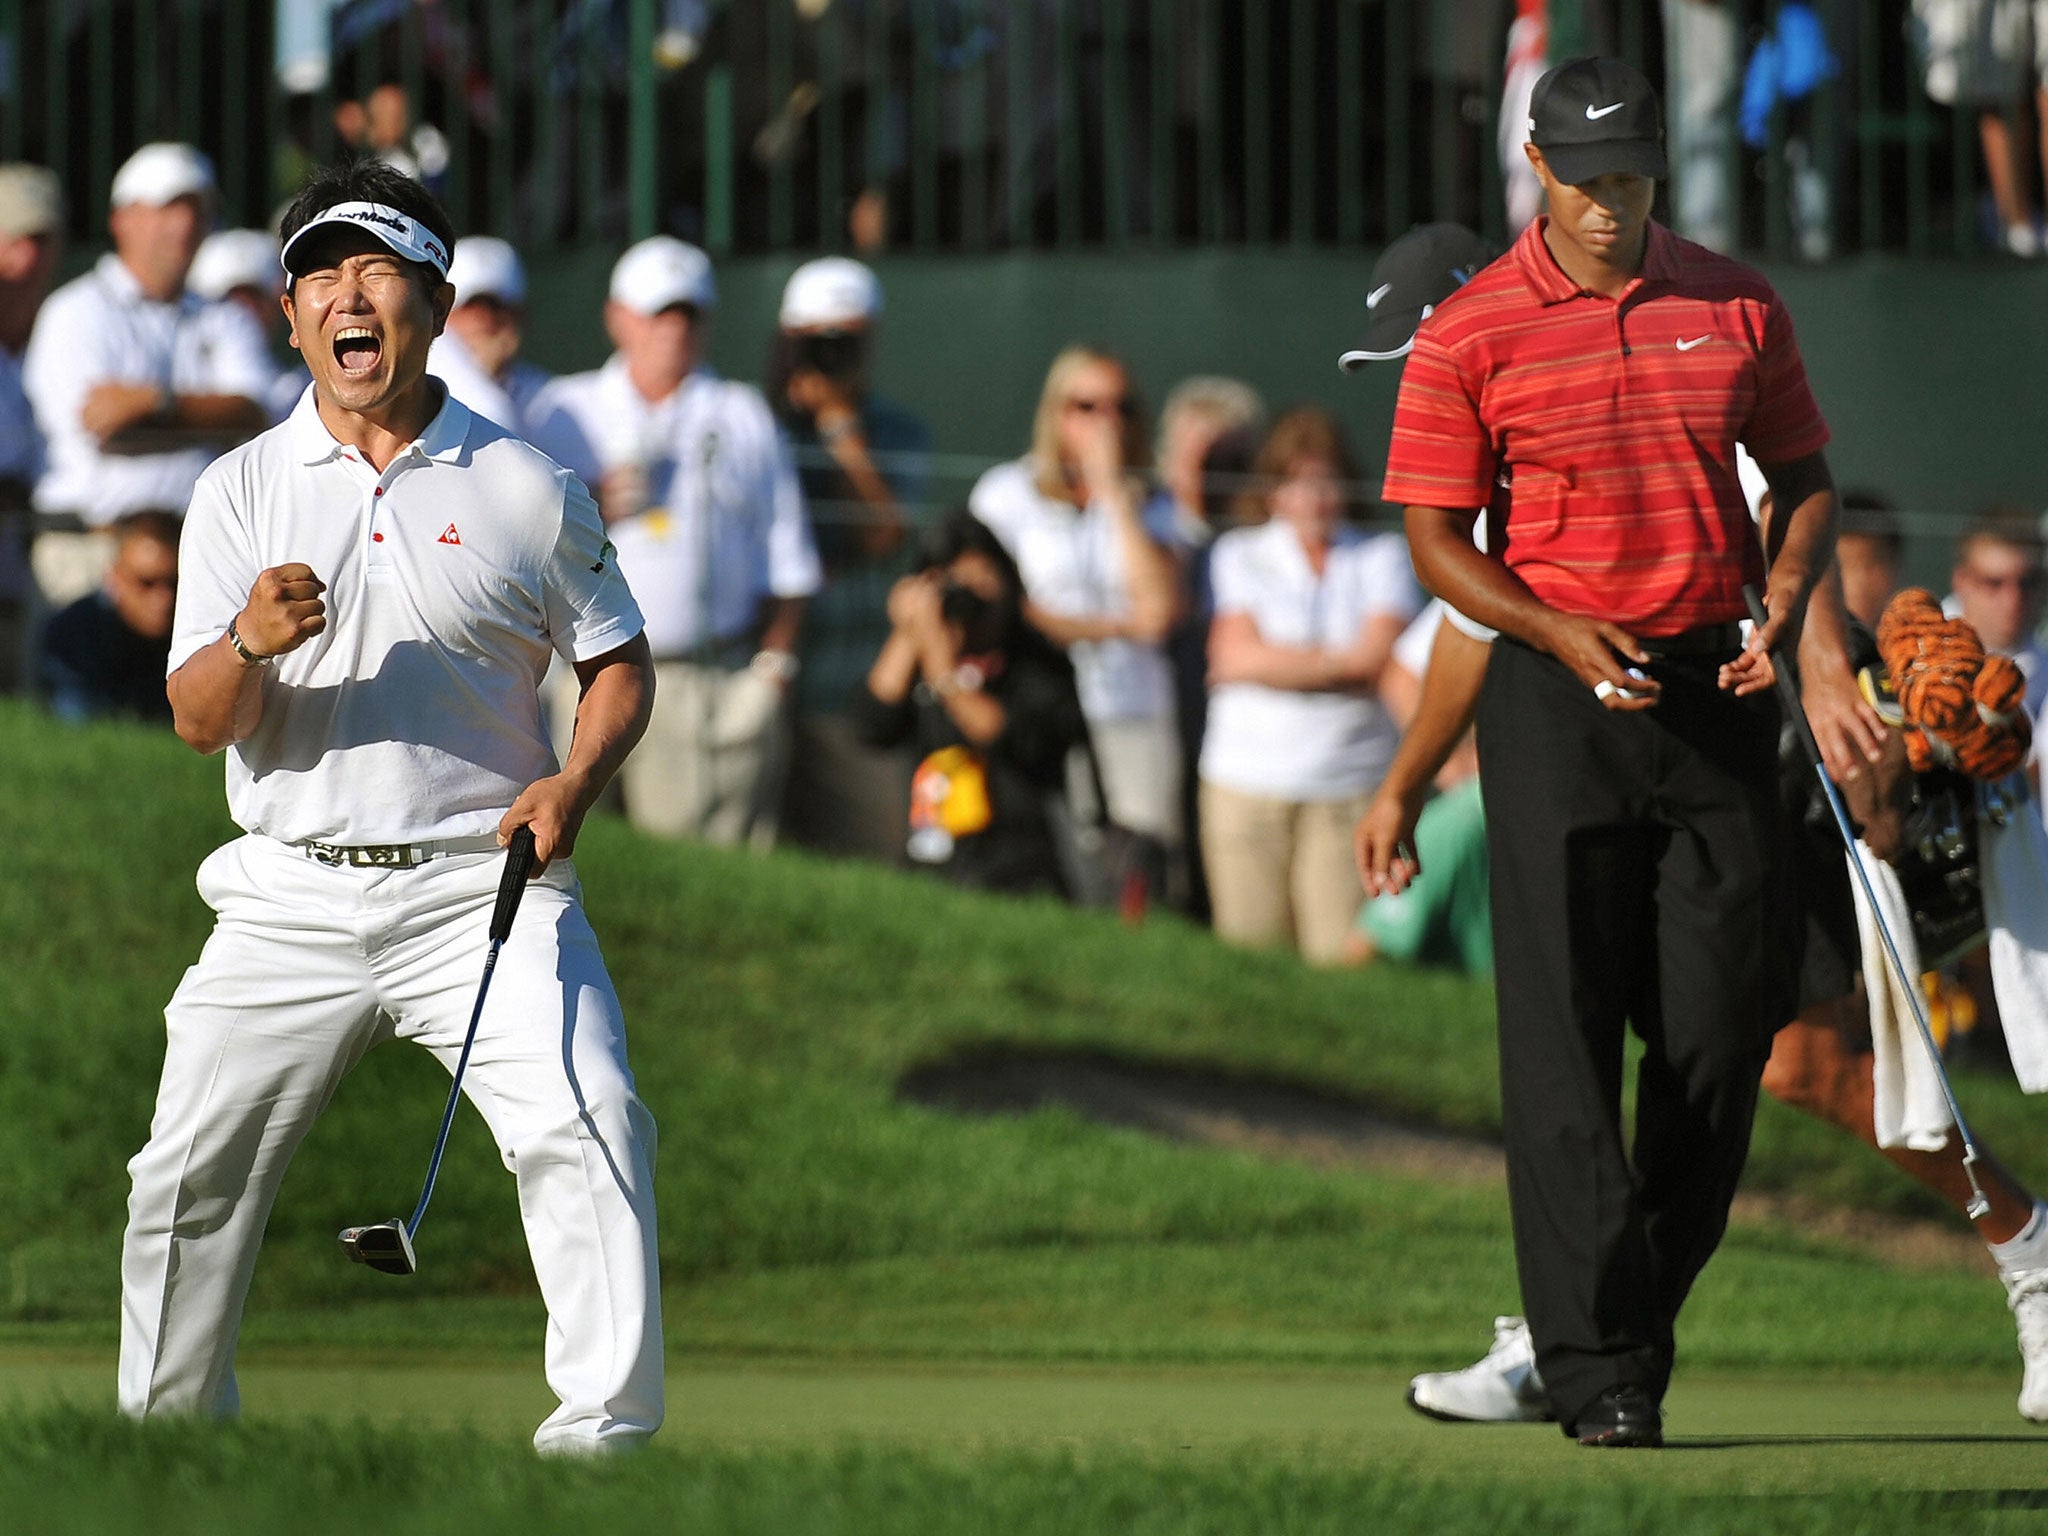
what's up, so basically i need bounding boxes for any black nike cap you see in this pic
[1527,56,1666,185]
[1338,223,1499,370]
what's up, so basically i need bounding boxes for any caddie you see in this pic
[117,160,663,1456]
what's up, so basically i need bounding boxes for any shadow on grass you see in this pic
[1668,1434,2046,1450]
[897,1042,1505,1179]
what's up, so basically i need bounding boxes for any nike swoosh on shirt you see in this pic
[1585,102,1626,120]
[1367,283,1393,308]
[1675,335,1711,351]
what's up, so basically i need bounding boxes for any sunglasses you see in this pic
[1064,395,1136,418]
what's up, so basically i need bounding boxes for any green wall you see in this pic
[520,247,2048,545]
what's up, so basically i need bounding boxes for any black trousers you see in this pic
[1477,638,1789,1429]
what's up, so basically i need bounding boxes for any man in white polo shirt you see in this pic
[118,160,663,1457]
[427,235,552,442]
[530,236,820,847]
[23,143,273,605]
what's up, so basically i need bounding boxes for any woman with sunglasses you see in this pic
[967,345,1187,905]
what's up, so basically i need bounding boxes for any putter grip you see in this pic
[489,826,538,943]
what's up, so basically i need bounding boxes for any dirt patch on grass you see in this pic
[898,1045,1988,1275]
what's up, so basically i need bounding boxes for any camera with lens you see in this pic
[792,329,865,380]
[940,580,988,628]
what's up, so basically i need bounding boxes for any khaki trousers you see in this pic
[621,659,790,848]
[1199,779,1369,965]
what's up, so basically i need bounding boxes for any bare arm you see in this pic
[1404,503,1660,708]
[1354,621,1492,895]
[85,383,268,451]
[1795,563,1890,783]
[167,562,328,754]
[1208,609,1407,694]
[757,594,807,659]
[500,632,655,873]
[789,372,908,561]
[1099,479,1184,644]
[1721,449,1838,696]
[868,572,1007,744]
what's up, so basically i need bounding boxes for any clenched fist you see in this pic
[237,563,328,659]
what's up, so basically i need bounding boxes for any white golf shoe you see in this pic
[2004,1268,2048,1422]
[1406,1315,1555,1423]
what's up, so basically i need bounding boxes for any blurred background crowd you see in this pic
[6,0,2048,996]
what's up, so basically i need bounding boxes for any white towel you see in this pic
[1980,778,2048,1094]
[1854,842,1952,1151]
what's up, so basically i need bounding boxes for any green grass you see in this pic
[3,1394,2044,1536]
[10,700,2048,1529]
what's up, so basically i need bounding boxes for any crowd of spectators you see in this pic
[13,137,2048,979]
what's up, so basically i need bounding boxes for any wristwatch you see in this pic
[225,616,272,667]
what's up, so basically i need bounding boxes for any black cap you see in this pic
[1527,57,1666,184]
[1338,223,1499,371]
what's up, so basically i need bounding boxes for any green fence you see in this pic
[0,0,2026,260]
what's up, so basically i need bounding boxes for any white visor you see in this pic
[280,201,451,282]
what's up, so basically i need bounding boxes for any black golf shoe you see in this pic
[1570,1385,1663,1448]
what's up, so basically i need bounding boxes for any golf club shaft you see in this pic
[1741,588,1990,1216]
[406,826,538,1237]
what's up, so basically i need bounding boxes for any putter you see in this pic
[1743,587,1992,1218]
[339,825,539,1274]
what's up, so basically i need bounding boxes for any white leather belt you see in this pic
[296,834,504,869]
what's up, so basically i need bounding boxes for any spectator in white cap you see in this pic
[23,142,273,607]
[188,227,306,424]
[427,236,552,443]
[0,163,62,694]
[529,236,821,848]
[768,255,933,862]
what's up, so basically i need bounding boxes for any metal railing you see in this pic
[0,0,2024,260]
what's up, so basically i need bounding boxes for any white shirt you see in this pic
[1200,519,1421,801]
[169,388,644,845]
[24,254,276,523]
[968,456,1179,723]
[427,332,552,443]
[528,357,820,658]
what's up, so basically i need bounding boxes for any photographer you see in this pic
[770,257,935,861]
[851,509,1086,897]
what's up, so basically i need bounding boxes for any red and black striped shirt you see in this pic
[1381,218,1830,638]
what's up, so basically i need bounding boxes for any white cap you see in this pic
[110,142,215,209]
[279,200,451,282]
[609,236,715,315]
[446,236,526,307]
[779,256,881,329]
[189,228,282,301]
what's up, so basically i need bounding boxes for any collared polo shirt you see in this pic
[1382,219,1830,637]
[169,388,644,845]
[527,356,821,659]
[968,456,1181,723]
[1199,518,1420,801]
[24,254,277,524]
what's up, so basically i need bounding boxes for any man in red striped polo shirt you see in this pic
[1384,56,1838,1449]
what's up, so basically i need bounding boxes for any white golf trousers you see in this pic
[118,834,664,1454]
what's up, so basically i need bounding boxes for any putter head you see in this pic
[339,1219,416,1276]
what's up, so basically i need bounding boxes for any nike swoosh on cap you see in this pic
[1367,283,1393,308]
[1585,102,1625,120]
